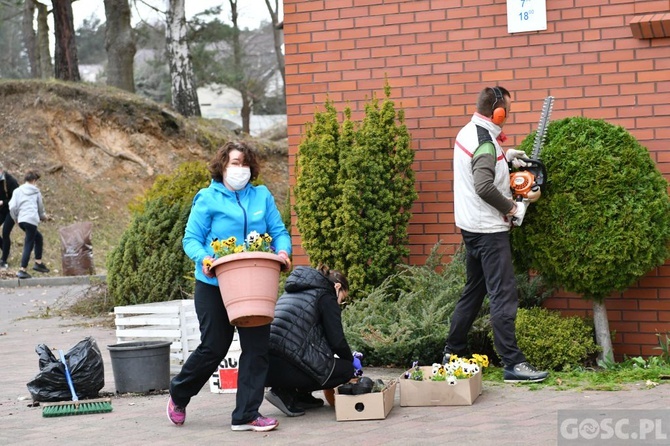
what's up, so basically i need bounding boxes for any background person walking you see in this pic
[8,170,49,279]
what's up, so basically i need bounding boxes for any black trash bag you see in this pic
[26,337,105,402]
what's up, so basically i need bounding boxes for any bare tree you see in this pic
[51,0,80,81]
[22,0,38,77]
[22,0,52,79]
[229,0,249,132]
[229,0,279,134]
[166,0,200,116]
[35,2,53,78]
[104,0,136,92]
[263,0,284,97]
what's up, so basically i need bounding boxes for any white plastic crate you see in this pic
[114,300,200,374]
[209,335,241,394]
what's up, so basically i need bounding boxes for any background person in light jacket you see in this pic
[8,170,49,279]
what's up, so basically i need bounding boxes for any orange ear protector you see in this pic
[491,87,506,126]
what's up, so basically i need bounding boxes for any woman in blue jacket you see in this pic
[167,141,291,433]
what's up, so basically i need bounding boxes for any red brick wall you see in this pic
[283,0,670,358]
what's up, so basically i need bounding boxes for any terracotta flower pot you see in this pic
[211,251,283,327]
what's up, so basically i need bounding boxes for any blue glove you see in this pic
[353,351,363,377]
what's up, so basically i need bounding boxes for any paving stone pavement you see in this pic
[2,280,670,446]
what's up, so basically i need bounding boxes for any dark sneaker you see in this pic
[17,270,31,279]
[264,388,305,417]
[231,415,279,432]
[33,263,50,273]
[294,391,324,410]
[166,397,186,426]
[0,262,8,270]
[442,347,461,365]
[504,362,549,383]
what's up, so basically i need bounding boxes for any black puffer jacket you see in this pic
[269,266,353,386]
[0,172,19,213]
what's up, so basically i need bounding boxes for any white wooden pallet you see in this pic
[114,300,200,374]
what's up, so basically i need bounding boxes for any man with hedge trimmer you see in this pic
[444,86,549,383]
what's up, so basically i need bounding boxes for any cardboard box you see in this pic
[208,335,241,394]
[399,367,482,406]
[335,380,397,421]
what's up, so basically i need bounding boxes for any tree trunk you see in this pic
[229,0,250,134]
[22,0,38,78]
[263,0,285,98]
[51,0,80,81]
[36,2,53,79]
[166,0,201,117]
[22,0,52,79]
[104,0,136,92]
[241,94,251,135]
[593,300,614,362]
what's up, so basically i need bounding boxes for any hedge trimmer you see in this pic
[510,96,554,200]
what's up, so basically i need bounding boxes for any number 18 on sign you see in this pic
[507,0,547,34]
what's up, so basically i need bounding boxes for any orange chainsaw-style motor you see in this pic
[509,158,547,200]
[510,170,535,198]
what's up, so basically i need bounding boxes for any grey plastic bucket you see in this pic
[107,341,171,393]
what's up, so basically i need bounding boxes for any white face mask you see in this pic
[225,166,251,191]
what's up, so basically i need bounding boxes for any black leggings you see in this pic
[18,222,42,268]
[170,280,271,425]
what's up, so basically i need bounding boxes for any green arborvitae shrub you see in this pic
[295,82,417,299]
[107,161,210,306]
[512,117,670,300]
[512,307,599,370]
[106,197,194,305]
[294,100,342,266]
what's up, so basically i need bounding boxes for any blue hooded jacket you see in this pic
[183,180,291,286]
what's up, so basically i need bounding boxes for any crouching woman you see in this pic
[265,265,355,417]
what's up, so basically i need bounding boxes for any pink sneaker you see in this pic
[231,415,279,432]
[166,397,186,426]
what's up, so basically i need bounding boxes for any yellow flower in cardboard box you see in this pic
[403,353,490,383]
[430,363,448,381]
[472,353,489,368]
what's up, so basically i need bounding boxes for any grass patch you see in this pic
[26,282,116,328]
[483,364,670,391]
[63,282,115,320]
